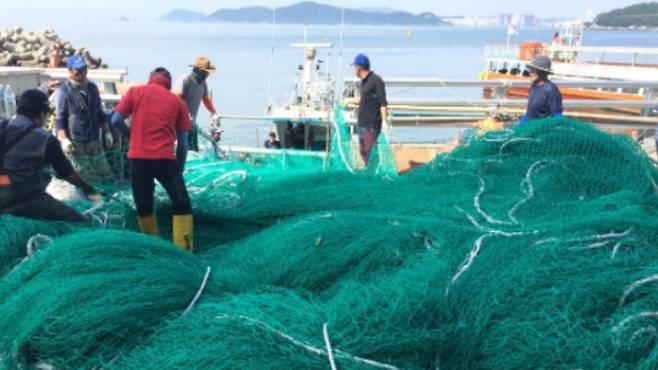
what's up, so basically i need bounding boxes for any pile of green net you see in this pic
[1,115,658,369]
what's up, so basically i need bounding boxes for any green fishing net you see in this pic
[1,113,658,369]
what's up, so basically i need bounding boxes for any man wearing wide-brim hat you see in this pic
[520,55,563,124]
[174,57,219,152]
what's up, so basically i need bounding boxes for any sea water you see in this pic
[5,20,658,143]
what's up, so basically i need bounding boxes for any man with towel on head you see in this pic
[174,57,219,152]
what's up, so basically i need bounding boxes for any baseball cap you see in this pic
[351,53,370,69]
[67,55,87,70]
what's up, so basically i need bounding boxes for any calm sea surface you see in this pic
[9,20,658,143]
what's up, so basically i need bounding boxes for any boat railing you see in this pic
[344,78,658,89]
[342,78,658,129]
[0,66,129,101]
[484,44,522,61]
[549,46,658,66]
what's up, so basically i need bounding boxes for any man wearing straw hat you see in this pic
[520,55,563,124]
[174,57,219,152]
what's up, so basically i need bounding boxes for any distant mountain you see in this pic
[161,9,206,22]
[595,2,658,28]
[360,7,397,14]
[161,2,447,26]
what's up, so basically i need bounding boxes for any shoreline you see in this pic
[587,24,658,32]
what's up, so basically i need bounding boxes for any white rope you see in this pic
[454,206,528,238]
[474,177,515,226]
[214,314,399,370]
[498,138,540,155]
[539,229,632,249]
[83,201,104,215]
[26,234,53,257]
[631,326,657,342]
[446,208,531,296]
[575,229,632,242]
[323,323,337,370]
[533,237,558,246]
[507,161,545,225]
[198,170,249,190]
[183,266,212,316]
[582,241,610,250]
[620,274,658,307]
[612,311,658,346]
[446,234,490,296]
[611,243,622,260]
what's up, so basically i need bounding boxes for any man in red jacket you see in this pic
[111,67,194,251]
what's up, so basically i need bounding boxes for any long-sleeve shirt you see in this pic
[525,80,563,122]
[53,80,106,142]
[357,72,388,129]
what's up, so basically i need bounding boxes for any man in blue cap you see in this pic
[352,53,389,166]
[53,55,114,182]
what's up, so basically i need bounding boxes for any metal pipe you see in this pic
[344,78,658,89]
[344,98,658,108]
[217,145,328,158]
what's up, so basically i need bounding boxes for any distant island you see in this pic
[161,1,447,26]
[595,2,658,29]
[161,9,206,22]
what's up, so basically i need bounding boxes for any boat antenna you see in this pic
[335,0,346,102]
[267,0,277,107]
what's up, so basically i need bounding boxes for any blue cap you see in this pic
[67,55,87,69]
[351,53,370,69]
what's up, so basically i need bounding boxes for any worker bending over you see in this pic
[54,55,114,182]
[0,90,100,222]
[352,53,389,166]
[520,55,563,124]
[111,67,194,251]
[174,57,219,152]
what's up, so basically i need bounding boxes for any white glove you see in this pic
[87,193,104,204]
[210,113,220,127]
[103,131,114,149]
[59,138,73,155]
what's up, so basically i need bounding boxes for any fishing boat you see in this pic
[481,22,658,104]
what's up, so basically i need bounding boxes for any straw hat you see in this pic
[190,57,217,73]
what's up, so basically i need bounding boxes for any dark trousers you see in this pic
[189,118,200,152]
[130,159,192,217]
[358,126,381,166]
[0,186,87,222]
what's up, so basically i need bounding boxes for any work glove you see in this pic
[59,137,74,155]
[103,131,114,149]
[210,113,220,128]
[87,193,104,204]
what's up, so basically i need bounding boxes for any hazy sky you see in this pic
[1,0,642,21]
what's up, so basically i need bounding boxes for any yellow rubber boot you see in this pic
[138,214,160,237]
[173,214,194,251]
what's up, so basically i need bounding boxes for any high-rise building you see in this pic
[500,13,513,26]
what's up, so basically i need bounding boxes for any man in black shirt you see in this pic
[264,132,282,149]
[0,89,100,222]
[353,53,388,166]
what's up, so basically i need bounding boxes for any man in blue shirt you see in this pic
[53,55,114,182]
[521,55,563,124]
